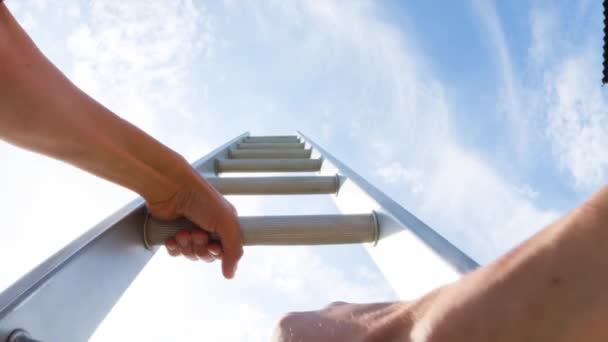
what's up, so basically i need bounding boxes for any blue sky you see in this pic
[1,0,607,340]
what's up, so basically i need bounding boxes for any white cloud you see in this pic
[544,53,608,189]
[0,144,136,291]
[471,0,608,193]
[471,0,529,156]
[514,183,539,200]
[65,1,214,150]
[376,162,424,195]
[527,4,608,191]
[416,145,560,264]
[529,7,558,64]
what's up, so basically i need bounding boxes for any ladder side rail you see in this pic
[297,131,479,299]
[0,132,250,342]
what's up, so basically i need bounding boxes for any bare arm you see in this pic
[274,186,608,341]
[417,185,608,341]
[0,3,242,278]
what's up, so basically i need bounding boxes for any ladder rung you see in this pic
[216,158,322,172]
[206,176,338,195]
[237,142,305,149]
[144,214,378,247]
[229,148,311,159]
[245,136,300,143]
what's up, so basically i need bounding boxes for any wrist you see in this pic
[142,155,216,207]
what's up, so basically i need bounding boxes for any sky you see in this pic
[0,0,607,341]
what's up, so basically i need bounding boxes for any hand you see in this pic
[272,301,413,342]
[0,1,243,278]
[145,167,243,279]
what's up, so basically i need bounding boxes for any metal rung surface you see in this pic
[229,148,311,159]
[245,136,300,143]
[216,158,322,172]
[144,214,378,247]
[237,142,305,149]
[206,176,338,195]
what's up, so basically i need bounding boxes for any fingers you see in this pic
[175,230,197,260]
[165,238,181,257]
[186,198,243,279]
[192,230,217,263]
[165,229,219,263]
[156,183,244,278]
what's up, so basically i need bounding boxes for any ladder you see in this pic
[0,133,478,342]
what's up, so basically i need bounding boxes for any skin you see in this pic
[273,186,608,341]
[0,3,241,278]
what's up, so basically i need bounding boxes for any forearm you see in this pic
[0,3,193,202]
[414,186,608,341]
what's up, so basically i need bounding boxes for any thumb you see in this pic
[217,214,243,279]
[186,202,243,279]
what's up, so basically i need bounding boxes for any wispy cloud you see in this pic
[414,145,560,263]
[527,3,608,191]
[470,0,531,157]
[66,2,212,140]
[544,52,608,189]
[473,0,608,192]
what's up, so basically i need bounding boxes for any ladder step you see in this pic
[229,148,312,159]
[245,136,300,143]
[206,176,338,195]
[237,142,305,149]
[216,158,322,172]
[144,214,378,247]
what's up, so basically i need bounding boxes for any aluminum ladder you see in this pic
[0,132,478,341]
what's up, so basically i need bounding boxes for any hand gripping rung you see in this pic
[143,213,379,248]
